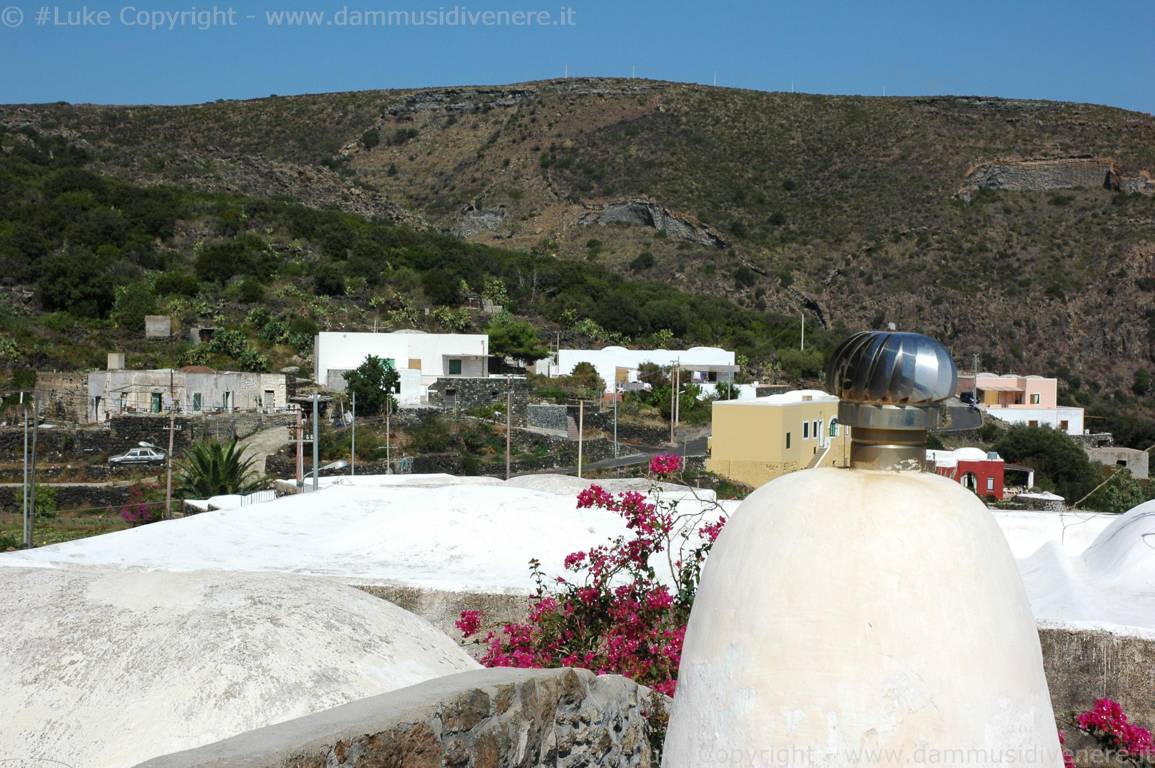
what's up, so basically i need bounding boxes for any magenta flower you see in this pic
[648,453,682,477]
[455,609,482,637]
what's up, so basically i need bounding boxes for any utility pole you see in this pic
[972,353,980,403]
[612,387,619,458]
[311,393,320,492]
[165,369,175,520]
[385,396,392,474]
[26,394,39,548]
[577,399,584,479]
[295,405,304,489]
[350,390,356,477]
[505,383,512,480]
[669,366,676,445]
[21,392,28,548]
[801,312,806,351]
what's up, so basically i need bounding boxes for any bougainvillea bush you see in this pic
[1070,698,1155,768]
[457,454,726,695]
[119,486,161,527]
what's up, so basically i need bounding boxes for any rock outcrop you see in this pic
[581,199,727,248]
[136,668,661,768]
[958,156,1155,200]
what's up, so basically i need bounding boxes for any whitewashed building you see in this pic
[533,345,738,396]
[314,331,490,406]
[88,367,288,423]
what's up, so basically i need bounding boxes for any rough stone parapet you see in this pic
[136,667,658,768]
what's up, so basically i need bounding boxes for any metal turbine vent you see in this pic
[826,331,975,471]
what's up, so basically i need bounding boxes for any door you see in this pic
[150,392,162,413]
[264,390,275,411]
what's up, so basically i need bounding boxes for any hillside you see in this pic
[3,78,1155,431]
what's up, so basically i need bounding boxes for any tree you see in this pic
[486,315,549,364]
[775,347,825,380]
[568,362,605,398]
[176,437,261,498]
[1083,468,1148,513]
[343,355,399,416]
[110,280,157,331]
[993,424,1100,501]
[37,245,116,317]
[1133,369,1151,397]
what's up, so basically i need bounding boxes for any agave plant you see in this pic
[176,437,262,498]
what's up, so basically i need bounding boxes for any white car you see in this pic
[108,446,167,467]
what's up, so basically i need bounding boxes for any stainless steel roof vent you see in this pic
[826,331,978,471]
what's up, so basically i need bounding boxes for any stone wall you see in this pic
[428,377,529,426]
[0,482,136,515]
[356,584,528,651]
[1038,623,1155,726]
[136,667,658,768]
[527,403,570,435]
[33,371,88,423]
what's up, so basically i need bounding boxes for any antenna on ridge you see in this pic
[564,63,569,78]
[713,71,717,87]
[632,64,636,79]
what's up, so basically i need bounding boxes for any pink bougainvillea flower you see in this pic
[648,453,683,477]
[455,609,482,637]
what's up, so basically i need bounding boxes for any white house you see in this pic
[533,345,738,396]
[314,331,490,406]
[984,405,1085,436]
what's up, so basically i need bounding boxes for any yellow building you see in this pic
[705,390,850,488]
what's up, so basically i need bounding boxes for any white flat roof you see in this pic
[713,389,837,407]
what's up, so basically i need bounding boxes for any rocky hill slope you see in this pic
[3,78,1155,401]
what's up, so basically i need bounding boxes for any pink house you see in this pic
[957,373,1056,408]
[956,373,1083,436]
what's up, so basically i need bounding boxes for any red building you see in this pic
[927,448,1005,501]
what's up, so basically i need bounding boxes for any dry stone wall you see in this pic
[136,668,659,768]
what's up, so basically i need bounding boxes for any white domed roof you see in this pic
[0,567,478,768]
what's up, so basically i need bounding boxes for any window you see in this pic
[829,419,839,437]
[1030,393,1041,404]
[408,358,422,371]
[448,359,463,375]
[1059,420,1069,432]
[192,393,202,412]
[803,422,809,439]
[986,477,994,492]
[785,432,791,449]
[1028,420,1038,428]
[813,420,820,439]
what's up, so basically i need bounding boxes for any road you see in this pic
[545,436,708,474]
[239,425,295,477]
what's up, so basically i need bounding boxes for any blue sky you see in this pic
[1,0,1152,114]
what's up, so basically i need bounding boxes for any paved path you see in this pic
[240,425,295,477]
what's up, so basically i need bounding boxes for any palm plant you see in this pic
[176,437,262,498]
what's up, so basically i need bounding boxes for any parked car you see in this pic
[108,447,167,467]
